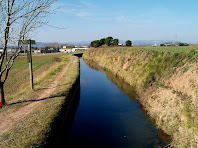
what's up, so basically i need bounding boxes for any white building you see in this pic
[62,45,73,49]
[59,48,72,53]
[0,48,16,55]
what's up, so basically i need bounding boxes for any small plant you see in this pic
[53,57,61,62]
[155,81,164,87]
[168,75,172,80]
[162,101,168,108]
[183,65,189,73]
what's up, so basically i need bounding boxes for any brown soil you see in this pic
[140,64,198,147]
[0,58,72,137]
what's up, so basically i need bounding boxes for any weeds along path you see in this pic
[0,57,73,137]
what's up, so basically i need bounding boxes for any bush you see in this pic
[179,43,189,46]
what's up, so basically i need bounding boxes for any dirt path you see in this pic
[0,58,72,136]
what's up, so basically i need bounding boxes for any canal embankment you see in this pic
[83,47,198,147]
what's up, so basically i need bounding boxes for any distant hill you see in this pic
[34,41,91,47]
[34,42,49,47]
[64,41,91,46]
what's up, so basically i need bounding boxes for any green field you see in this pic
[5,53,64,95]
[136,46,198,53]
[103,45,198,53]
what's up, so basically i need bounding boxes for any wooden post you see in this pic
[19,39,35,90]
[28,39,34,90]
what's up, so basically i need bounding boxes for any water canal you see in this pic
[46,57,168,148]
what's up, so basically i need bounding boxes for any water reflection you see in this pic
[84,58,171,146]
[65,58,168,148]
[83,59,138,99]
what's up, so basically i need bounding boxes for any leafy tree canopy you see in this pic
[90,40,101,48]
[126,40,132,46]
[100,38,106,45]
[105,36,113,46]
[113,39,119,45]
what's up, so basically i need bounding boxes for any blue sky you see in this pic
[35,0,198,43]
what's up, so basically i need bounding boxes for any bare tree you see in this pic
[0,0,56,105]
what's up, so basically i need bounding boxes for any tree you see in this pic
[105,37,113,46]
[90,40,101,48]
[113,39,119,45]
[100,38,105,46]
[47,42,60,50]
[126,40,132,46]
[0,0,56,105]
[160,44,165,46]
[179,43,189,46]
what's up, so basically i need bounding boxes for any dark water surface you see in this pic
[65,58,167,148]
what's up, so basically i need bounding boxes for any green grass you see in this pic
[95,45,198,53]
[133,46,198,53]
[0,54,80,147]
[5,53,64,94]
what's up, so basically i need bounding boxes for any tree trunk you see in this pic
[0,82,6,105]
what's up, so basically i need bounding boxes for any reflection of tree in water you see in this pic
[83,59,138,100]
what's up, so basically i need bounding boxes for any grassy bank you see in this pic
[0,53,79,147]
[83,47,198,147]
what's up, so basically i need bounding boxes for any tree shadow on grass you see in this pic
[7,93,67,106]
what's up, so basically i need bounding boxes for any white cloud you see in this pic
[76,11,92,17]
[60,8,92,17]
[80,1,96,7]
[115,16,132,23]
[57,1,95,18]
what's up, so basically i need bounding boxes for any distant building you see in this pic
[60,46,88,53]
[59,45,73,53]
[34,50,41,54]
[62,45,73,49]
[152,44,159,47]
[72,47,88,52]
[34,49,57,54]
[118,43,123,46]
[74,45,82,48]
[59,48,72,53]
[0,48,16,55]
[81,45,88,48]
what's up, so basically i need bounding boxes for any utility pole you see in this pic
[19,39,36,90]
[28,39,34,90]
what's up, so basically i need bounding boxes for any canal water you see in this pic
[64,58,168,148]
